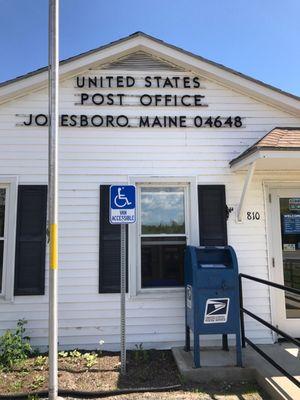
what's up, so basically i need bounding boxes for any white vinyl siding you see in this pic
[0,63,299,349]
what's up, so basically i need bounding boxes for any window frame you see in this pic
[138,184,189,290]
[0,185,8,295]
[128,176,199,297]
[0,177,18,302]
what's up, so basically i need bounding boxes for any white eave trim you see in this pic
[0,36,144,104]
[139,39,300,116]
[230,149,300,172]
[0,34,300,115]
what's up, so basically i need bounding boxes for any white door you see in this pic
[270,188,300,337]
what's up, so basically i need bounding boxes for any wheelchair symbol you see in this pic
[114,187,132,208]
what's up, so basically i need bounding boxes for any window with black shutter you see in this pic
[139,185,187,288]
[198,185,228,246]
[14,185,47,295]
[99,186,127,293]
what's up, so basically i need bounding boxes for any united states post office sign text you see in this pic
[17,74,244,129]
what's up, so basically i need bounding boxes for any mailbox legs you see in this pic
[193,333,200,368]
[185,326,190,352]
[222,334,229,351]
[190,332,242,368]
[236,331,243,367]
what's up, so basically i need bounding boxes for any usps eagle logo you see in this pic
[204,298,230,324]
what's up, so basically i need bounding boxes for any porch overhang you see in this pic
[230,148,300,172]
[230,127,300,221]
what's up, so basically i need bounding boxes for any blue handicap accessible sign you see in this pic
[109,185,136,224]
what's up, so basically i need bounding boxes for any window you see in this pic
[0,187,6,293]
[139,186,187,288]
[0,178,17,301]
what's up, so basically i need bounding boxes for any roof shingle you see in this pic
[230,127,300,166]
[257,127,300,148]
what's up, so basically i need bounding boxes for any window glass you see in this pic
[140,186,186,288]
[141,237,185,287]
[280,198,300,318]
[141,187,185,234]
[0,188,6,293]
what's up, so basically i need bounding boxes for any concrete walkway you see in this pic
[172,343,300,400]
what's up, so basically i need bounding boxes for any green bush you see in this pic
[0,319,32,369]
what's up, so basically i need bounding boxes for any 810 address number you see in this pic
[247,212,260,220]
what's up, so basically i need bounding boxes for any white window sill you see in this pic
[128,287,184,301]
[0,295,14,304]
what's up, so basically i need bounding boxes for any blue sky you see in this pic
[0,0,299,96]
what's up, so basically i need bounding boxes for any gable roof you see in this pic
[230,127,300,167]
[98,50,184,71]
[0,31,300,114]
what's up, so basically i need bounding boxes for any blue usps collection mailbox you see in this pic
[185,245,242,368]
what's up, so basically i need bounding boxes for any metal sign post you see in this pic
[48,0,59,399]
[120,224,126,374]
[109,185,136,374]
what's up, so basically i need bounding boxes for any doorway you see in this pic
[269,188,300,337]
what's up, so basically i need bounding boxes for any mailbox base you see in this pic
[173,347,254,383]
[185,327,243,368]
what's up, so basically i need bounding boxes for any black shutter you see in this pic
[99,186,128,293]
[14,185,47,295]
[198,185,228,246]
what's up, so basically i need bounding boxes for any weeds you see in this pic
[133,343,149,362]
[33,356,47,369]
[29,375,45,390]
[69,349,81,358]
[9,380,22,392]
[0,319,32,370]
[58,351,68,358]
[19,370,30,377]
[58,349,98,369]
[82,352,97,368]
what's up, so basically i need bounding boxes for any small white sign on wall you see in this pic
[186,285,192,309]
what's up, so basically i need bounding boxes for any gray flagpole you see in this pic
[48,0,59,399]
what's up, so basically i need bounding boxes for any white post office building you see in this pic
[1,32,300,350]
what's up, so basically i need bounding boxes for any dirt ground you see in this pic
[0,350,179,393]
[0,350,269,399]
[63,381,269,400]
